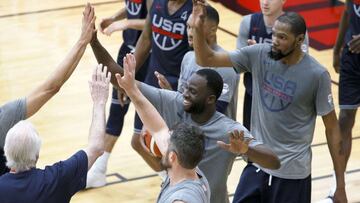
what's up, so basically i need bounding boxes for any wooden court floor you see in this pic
[0,0,359,202]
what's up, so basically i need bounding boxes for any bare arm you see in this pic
[133,13,152,72]
[90,36,124,88]
[217,130,280,169]
[333,0,349,73]
[25,3,95,118]
[323,110,347,203]
[116,54,169,155]
[191,0,232,67]
[84,64,111,170]
[99,7,127,34]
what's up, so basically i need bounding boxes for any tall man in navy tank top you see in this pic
[191,1,347,202]
[89,0,192,173]
[330,0,360,200]
[237,0,309,130]
[85,0,150,188]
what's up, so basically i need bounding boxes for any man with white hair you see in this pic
[0,3,95,175]
[0,64,111,203]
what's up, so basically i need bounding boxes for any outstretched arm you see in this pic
[85,64,111,170]
[217,130,280,169]
[191,0,232,67]
[116,54,169,155]
[323,111,347,203]
[25,3,96,118]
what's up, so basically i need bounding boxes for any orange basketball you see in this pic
[143,130,162,158]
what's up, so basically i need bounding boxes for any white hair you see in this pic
[4,120,42,172]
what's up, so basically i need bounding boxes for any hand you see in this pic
[155,71,172,90]
[333,51,341,74]
[115,53,137,94]
[349,34,360,54]
[247,39,257,46]
[80,3,96,44]
[217,130,250,155]
[89,64,111,105]
[333,187,347,203]
[103,21,129,36]
[99,17,115,34]
[190,0,207,28]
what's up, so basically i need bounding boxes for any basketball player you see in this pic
[191,2,347,202]
[116,54,210,203]
[89,0,193,176]
[237,0,309,130]
[328,0,360,200]
[155,5,240,120]
[86,0,149,188]
[0,3,96,176]
[113,53,280,203]
[0,63,110,203]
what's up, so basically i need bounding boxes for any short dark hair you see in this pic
[169,122,205,169]
[277,12,307,36]
[195,69,223,100]
[205,5,219,25]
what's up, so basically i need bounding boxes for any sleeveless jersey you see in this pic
[123,0,148,47]
[345,0,360,44]
[149,0,192,78]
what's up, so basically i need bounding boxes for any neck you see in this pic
[281,48,304,65]
[207,37,217,48]
[168,167,198,186]
[190,108,215,124]
[263,10,284,27]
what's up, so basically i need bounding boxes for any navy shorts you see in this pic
[339,47,360,109]
[106,44,149,136]
[233,164,311,203]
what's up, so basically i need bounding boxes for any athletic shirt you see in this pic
[123,0,148,47]
[244,13,273,94]
[149,0,192,80]
[345,0,360,44]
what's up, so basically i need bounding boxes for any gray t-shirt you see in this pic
[229,44,334,179]
[0,99,26,148]
[139,83,262,203]
[157,168,210,203]
[236,14,309,52]
[178,48,240,120]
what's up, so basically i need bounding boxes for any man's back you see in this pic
[0,150,87,203]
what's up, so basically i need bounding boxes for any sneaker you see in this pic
[86,168,106,188]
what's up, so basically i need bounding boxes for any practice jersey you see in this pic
[123,0,148,47]
[345,0,360,44]
[148,0,192,79]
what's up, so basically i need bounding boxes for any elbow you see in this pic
[269,156,281,170]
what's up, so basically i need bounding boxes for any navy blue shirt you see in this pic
[0,150,88,203]
[147,0,192,87]
[345,0,360,44]
[123,0,148,47]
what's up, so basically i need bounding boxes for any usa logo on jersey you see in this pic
[126,0,143,15]
[151,13,187,51]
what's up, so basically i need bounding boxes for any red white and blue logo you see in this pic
[151,13,187,51]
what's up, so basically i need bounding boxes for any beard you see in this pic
[268,42,296,61]
[160,151,172,170]
[184,100,206,114]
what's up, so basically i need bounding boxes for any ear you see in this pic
[169,151,177,164]
[207,95,217,104]
[296,34,305,45]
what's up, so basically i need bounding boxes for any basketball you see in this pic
[143,130,162,158]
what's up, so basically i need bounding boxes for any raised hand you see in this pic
[190,0,207,28]
[154,71,172,90]
[80,3,96,44]
[89,64,111,105]
[217,130,251,155]
[115,53,137,94]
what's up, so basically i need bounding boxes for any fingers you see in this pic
[217,141,230,151]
